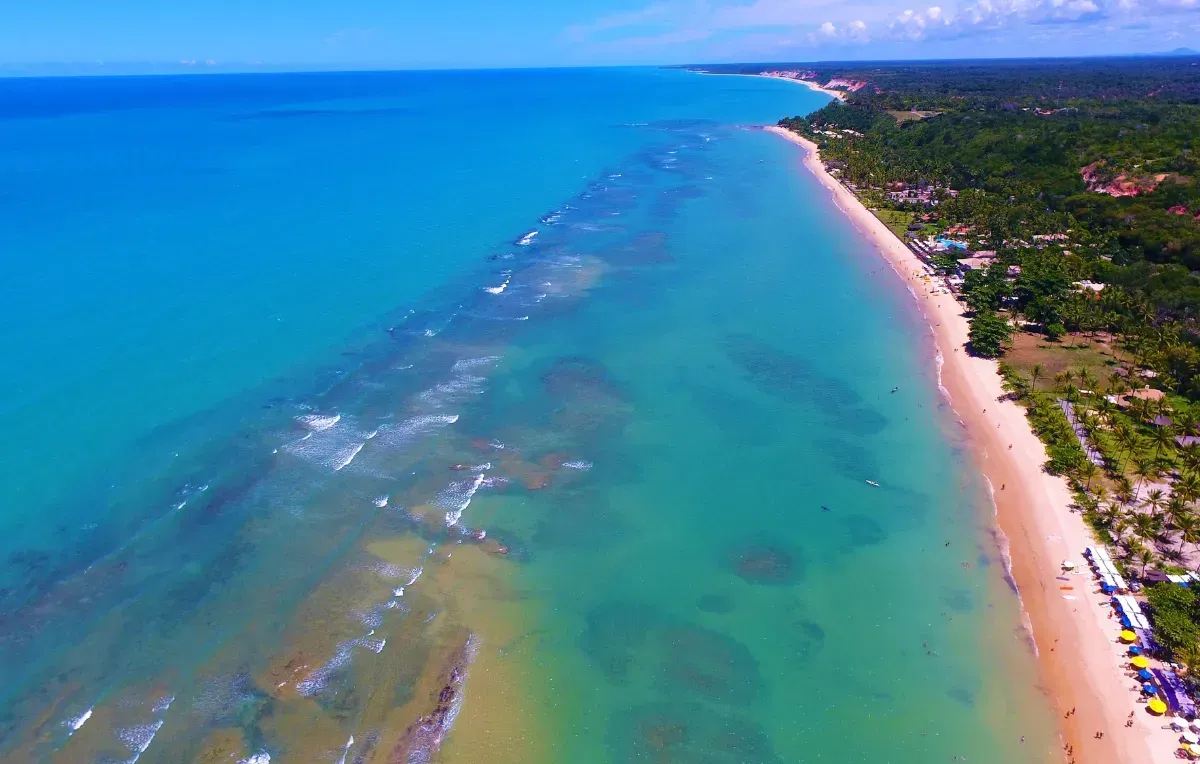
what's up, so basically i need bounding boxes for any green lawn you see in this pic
[872,208,915,239]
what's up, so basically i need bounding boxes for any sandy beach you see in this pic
[767,124,1176,764]
[755,73,848,101]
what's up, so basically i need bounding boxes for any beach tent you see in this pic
[1115,595,1152,630]
[1153,669,1199,718]
[1136,628,1163,655]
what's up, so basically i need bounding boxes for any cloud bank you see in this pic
[563,0,1199,58]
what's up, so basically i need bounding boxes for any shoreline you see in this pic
[691,70,848,102]
[765,125,1173,764]
[753,73,848,102]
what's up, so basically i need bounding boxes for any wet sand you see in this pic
[766,125,1175,764]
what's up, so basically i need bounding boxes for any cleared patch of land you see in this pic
[888,109,941,123]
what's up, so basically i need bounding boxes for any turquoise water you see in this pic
[0,69,1057,762]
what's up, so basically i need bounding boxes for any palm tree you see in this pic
[1133,512,1161,550]
[1176,410,1198,438]
[1114,516,1133,546]
[1177,471,1200,505]
[1114,485,1136,515]
[1152,425,1176,460]
[1079,461,1099,491]
[1132,456,1157,499]
[1137,546,1156,578]
[1030,363,1045,393]
[1176,513,1200,555]
[1113,423,1141,473]
[1166,495,1191,530]
[1181,446,1200,475]
[1145,488,1167,518]
[1181,518,1200,562]
[1079,368,1098,393]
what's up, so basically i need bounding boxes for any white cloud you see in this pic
[564,0,1196,51]
[888,0,1109,40]
[811,18,872,41]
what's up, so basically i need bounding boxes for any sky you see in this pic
[1,0,1198,74]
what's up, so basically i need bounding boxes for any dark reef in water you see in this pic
[695,593,735,614]
[580,601,763,706]
[726,539,805,586]
[607,701,784,764]
[723,333,889,436]
[388,633,476,764]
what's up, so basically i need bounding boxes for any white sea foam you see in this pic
[983,475,1038,656]
[296,413,341,431]
[516,230,538,246]
[297,644,353,696]
[337,737,355,764]
[354,635,387,653]
[239,754,271,764]
[935,348,950,400]
[561,460,593,470]
[373,495,389,508]
[151,695,174,714]
[438,473,486,526]
[374,414,459,450]
[483,272,511,295]
[452,356,501,373]
[119,720,164,762]
[64,707,92,734]
[332,442,365,471]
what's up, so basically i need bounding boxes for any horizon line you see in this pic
[0,50,1196,80]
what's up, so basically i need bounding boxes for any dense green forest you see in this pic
[702,57,1200,399]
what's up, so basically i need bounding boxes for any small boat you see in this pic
[821,505,831,512]
[866,480,880,487]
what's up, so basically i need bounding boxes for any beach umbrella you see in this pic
[1062,560,1076,569]
[1190,742,1200,757]
[1120,630,1138,643]
[1149,698,1168,714]
[1183,730,1199,744]
[1130,646,1143,655]
[1138,669,1154,681]
[1132,656,1151,669]
[1144,683,1158,695]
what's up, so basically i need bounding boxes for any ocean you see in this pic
[0,68,1058,762]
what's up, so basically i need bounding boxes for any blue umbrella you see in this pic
[1138,669,1154,681]
[1143,683,1158,695]
[1130,646,1143,655]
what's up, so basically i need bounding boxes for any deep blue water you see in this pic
[0,69,1056,763]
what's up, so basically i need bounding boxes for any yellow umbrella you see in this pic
[1148,698,1167,714]
[1120,630,1138,643]
[1132,656,1151,669]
